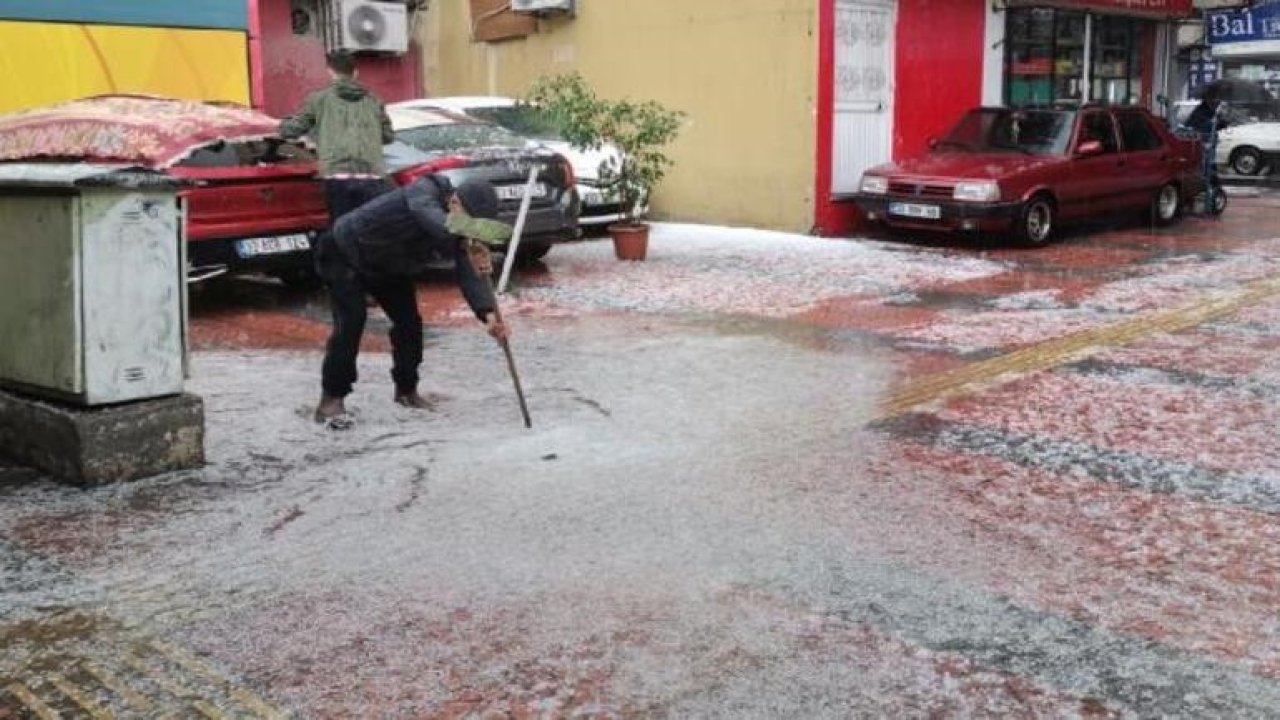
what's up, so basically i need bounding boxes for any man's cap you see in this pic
[446,213,513,246]
[454,180,501,220]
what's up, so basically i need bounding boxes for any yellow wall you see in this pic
[0,21,250,114]
[419,0,819,232]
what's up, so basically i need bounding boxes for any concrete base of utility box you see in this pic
[0,388,204,486]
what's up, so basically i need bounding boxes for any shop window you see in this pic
[1006,9,1085,106]
[1091,17,1145,105]
[1005,9,1149,107]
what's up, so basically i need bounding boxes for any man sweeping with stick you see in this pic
[313,174,530,429]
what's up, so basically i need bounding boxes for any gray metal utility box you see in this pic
[0,164,186,406]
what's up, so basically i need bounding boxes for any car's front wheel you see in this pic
[1229,146,1265,176]
[514,241,552,266]
[1013,194,1055,247]
[274,267,322,291]
[1150,182,1182,226]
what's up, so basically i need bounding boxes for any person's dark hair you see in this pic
[1201,86,1220,104]
[326,50,356,77]
[454,180,501,220]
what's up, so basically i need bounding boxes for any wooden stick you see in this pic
[469,240,532,428]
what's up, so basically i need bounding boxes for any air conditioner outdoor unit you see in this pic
[510,0,575,16]
[330,0,408,54]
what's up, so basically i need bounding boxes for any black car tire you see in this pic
[275,267,323,291]
[1229,146,1265,176]
[514,241,552,265]
[1012,194,1056,247]
[1150,182,1182,226]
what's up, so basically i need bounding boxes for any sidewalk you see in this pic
[3,201,1280,717]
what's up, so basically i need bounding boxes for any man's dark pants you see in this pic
[316,178,423,399]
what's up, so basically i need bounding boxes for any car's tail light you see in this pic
[554,153,575,188]
[393,155,469,186]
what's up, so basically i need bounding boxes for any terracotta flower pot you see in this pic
[608,222,649,261]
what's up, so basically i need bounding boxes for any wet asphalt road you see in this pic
[3,198,1280,718]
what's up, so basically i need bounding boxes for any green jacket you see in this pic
[279,77,394,177]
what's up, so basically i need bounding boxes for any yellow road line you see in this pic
[192,699,234,720]
[47,672,115,720]
[121,653,202,706]
[148,641,286,720]
[879,275,1280,420]
[5,682,59,720]
[82,661,153,714]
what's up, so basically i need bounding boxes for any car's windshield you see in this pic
[467,105,563,141]
[938,108,1073,156]
[394,121,526,154]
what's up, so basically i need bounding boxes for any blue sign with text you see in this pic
[1207,3,1280,45]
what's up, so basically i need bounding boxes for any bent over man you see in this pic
[314,177,512,428]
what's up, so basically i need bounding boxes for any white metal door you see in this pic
[832,0,896,195]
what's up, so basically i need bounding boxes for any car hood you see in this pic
[870,152,1061,181]
[0,94,282,169]
[1220,122,1280,143]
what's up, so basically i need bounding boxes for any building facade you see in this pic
[0,0,423,121]
[420,0,1193,236]
[0,0,253,114]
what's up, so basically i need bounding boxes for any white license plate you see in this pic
[888,202,941,220]
[583,190,608,205]
[235,234,311,257]
[496,183,548,201]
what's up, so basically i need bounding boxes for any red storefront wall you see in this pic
[249,0,422,118]
[814,0,987,236]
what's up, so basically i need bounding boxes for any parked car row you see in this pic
[388,96,644,227]
[0,93,584,287]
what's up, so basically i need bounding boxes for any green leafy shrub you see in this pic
[527,73,684,225]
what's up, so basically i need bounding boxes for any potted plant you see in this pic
[527,73,684,260]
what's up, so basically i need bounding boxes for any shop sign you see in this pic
[1003,0,1193,19]
[1206,4,1280,46]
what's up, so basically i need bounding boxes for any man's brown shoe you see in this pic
[314,394,353,429]
[394,391,441,410]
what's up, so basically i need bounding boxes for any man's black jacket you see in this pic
[332,177,496,320]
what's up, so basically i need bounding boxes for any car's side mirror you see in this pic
[1076,140,1103,157]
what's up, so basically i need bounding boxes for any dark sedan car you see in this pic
[387,106,579,263]
[854,105,1205,245]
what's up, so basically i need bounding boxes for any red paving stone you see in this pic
[792,295,941,333]
[1097,330,1280,379]
[865,440,1280,676]
[938,370,1279,477]
[191,311,357,352]
[926,269,1109,305]
[968,242,1156,270]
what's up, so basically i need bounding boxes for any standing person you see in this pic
[279,49,394,242]
[313,176,512,428]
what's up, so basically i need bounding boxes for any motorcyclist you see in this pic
[1185,87,1231,141]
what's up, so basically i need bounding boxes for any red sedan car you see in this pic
[854,105,1205,245]
[0,95,330,287]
